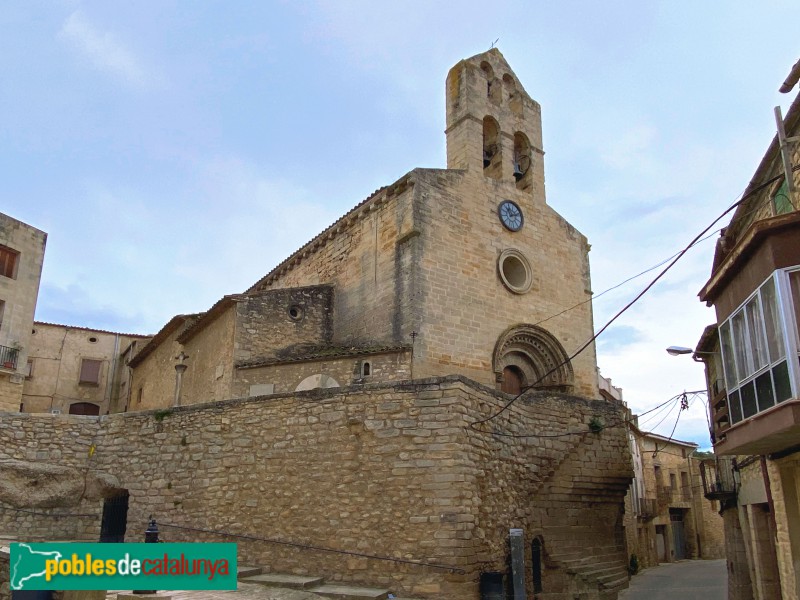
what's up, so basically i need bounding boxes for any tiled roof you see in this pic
[175,294,246,345]
[236,344,410,369]
[127,313,202,368]
[33,321,151,339]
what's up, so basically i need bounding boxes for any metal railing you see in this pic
[700,457,737,500]
[638,497,657,519]
[0,345,18,370]
[656,485,674,506]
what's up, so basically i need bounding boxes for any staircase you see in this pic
[545,542,629,600]
[238,566,423,600]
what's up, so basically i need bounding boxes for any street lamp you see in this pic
[666,346,694,356]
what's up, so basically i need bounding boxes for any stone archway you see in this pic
[493,324,574,393]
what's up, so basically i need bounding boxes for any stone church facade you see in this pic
[129,48,598,410]
[1,50,633,599]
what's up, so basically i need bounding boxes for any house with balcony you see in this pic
[0,213,46,412]
[624,424,724,570]
[695,62,800,600]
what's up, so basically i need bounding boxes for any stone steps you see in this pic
[240,573,325,589]
[238,567,403,600]
[309,584,389,599]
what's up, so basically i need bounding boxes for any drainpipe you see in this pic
[104,333,120,413]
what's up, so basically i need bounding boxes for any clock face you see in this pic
[498,200,523,232]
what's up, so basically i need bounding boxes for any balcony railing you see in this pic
[656,485,674,507]
[700,457,737,501]
[681,487,692,501]
[0,345,18,370]
[638,497,657,520]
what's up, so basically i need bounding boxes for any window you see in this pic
[720,269,800,424]
[24,359,33,379]
[79,358,103,385]
[0,245,19,279]
[360,361,371,378]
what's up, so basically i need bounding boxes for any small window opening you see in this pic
[483,116,501,180]
[0,245,20,279]
[288,305,305,322]
[361,361,372,378]
[89,336,98,343]
[480,61,501,103]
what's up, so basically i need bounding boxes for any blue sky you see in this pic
[3,1,799,446]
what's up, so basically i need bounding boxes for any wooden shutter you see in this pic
[79,359,102,385]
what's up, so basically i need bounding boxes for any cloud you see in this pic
[59,10,156,89]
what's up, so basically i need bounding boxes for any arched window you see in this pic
[361,361,371,377]
[504,74,523,116]
[483,116,501,180]
[513,132,533,192]
[480,61,501,104]
[493,325,574,393]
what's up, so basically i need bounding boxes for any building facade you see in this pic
[696,68,800,600]
[0,213,46,412]
[22,322,150,415]
[624,430,725,569]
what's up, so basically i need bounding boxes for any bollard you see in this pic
[144,518,160,543]
[132,518,159,595]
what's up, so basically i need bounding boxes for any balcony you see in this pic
[638,497,657,520]
[681,486,692,501]
[700,457,737,501]
[656,485,674,507]
[0,345,18,371]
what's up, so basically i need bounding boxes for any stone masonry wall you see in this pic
[234,286,333,363]
[411,168,598,397]
[261,182,418,349]
[181,307,236,406]
[232,350,411,397]
[0,376,631,599]
[130,325,186,411]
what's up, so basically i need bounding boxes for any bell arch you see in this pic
[493,324,574,393]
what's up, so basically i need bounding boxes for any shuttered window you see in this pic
[79,359,102,385]
[0,245,19,279]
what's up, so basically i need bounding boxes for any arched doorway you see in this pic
[493,324,574,393]
[69,402,100,415]
[501,365,525,395]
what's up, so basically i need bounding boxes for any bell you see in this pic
[513,162,524,181]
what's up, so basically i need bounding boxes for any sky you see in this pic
[3,1,799,448]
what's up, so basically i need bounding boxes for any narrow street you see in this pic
[619,560,726,600]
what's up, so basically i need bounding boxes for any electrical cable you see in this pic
[469,164,798,436]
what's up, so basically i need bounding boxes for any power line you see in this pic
[469,164,797,435]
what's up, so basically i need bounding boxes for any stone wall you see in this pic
[180,307,236,406]
[0,376,631,599]
[233,350,411,397]
[260,182,417,350]
[130,323,187,411]
[234,286,333,362]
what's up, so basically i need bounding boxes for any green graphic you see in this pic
[10,543,237,591]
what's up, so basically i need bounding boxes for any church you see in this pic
[1,49,633,599]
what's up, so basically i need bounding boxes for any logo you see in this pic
[10,543,237,591]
